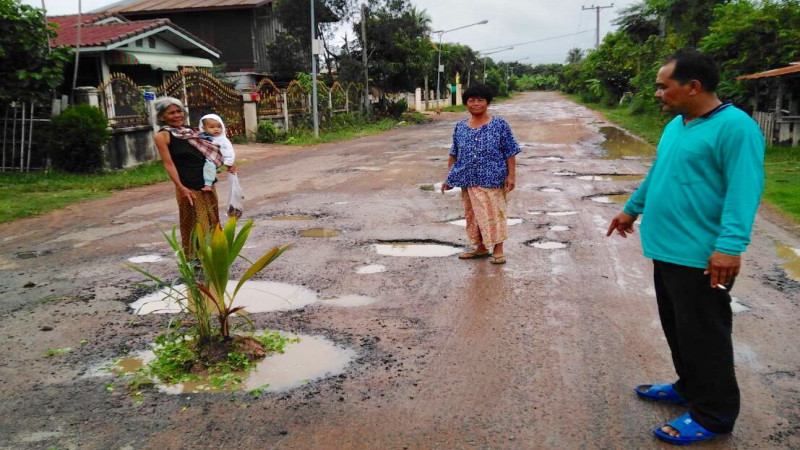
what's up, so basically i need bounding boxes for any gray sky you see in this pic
[25,0,639,66]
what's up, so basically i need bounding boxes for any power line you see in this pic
[478,30,591,53]
[582,4,615,49]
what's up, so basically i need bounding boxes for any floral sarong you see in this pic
[461,186,508,247]
[176,186,220,259]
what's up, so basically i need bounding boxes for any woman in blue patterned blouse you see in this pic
[442,85,521,264]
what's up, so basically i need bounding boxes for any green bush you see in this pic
[373,98,407,119]
[324,112,368,132]
[256,120,280,143]
[46,104,111,173]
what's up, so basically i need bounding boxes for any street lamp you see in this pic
[433,20,488,108]
[481,47,514,83]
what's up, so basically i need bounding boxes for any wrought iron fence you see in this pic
[98,73,148,128]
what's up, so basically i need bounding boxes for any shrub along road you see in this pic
[1,92,798,448]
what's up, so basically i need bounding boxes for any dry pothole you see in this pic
[372,239,463,257]
[525,238,570,250]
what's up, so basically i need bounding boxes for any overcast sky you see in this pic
[24,0,639,65]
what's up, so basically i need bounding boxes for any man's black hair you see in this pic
[665,49,720,92]
[462,84,494,105]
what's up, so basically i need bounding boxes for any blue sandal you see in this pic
[635,383,688,405]
[653,413,718,445]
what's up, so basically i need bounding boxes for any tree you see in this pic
[0,0,71,104]
[565,48,584,64]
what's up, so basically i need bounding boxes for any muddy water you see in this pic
[776,244,800,282]
[129,281,374,314]
[299,228,342,238]
[356,264,387,274]
[448,218,523,227]
[115,334,355,394]
[590,194,631,204]
[373,242,462,257]
[540,188,562,193]
[577,174,645,182]
[598,127,656,159]
[127,254,165,263]
[528,240,569,250]
[268,215,316,221]
[549,225,570,231]
[545,211,579,217]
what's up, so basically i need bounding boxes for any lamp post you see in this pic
[481,47,514,84]
[433,20,488,108]
[505,57,529,94]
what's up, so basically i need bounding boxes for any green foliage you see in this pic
[0,161,169,223]
[515,74,559,91]
[44,347,72,356]
[763,146,800,223]
[0,0,72,103]
[45,105,111,174]
[373,97,407,119]
[256,120,281,143]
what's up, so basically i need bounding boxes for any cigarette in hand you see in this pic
[714,284,727,290]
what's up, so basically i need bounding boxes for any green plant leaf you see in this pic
[233,244,291,298]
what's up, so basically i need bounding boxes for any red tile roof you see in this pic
[736,64,800,80]
[49,16,170,48]
[104,0,274,13]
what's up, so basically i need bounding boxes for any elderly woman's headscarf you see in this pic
[154,97,186,122]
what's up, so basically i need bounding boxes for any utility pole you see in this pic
[361,4,370,118]
[582,4,614,49]
[310,0,318,137]
[70,0,82,104]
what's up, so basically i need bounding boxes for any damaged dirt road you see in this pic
[1,92,799,449]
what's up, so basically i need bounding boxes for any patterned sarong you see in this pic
[176,186,220,259]
[461,186,508,247]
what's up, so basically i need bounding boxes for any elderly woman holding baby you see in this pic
[153,97,236,259]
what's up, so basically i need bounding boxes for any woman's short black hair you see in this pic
[665,49,720,92]
[462,84,494,105]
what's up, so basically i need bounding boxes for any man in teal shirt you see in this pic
[607,49,765,445]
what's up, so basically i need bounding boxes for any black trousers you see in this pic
[653,260,740,433]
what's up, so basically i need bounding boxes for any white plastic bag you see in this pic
[227,173,244,218]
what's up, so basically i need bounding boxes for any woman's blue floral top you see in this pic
[445,116,521,188]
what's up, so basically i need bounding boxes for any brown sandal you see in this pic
[489,255,506,264]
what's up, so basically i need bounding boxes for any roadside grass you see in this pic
[569,94,800,224]
[0,161,169,223]
[280,117,402,146]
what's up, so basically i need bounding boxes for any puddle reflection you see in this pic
[776,244,800,282]
[598,127,656,159]
[577,174,644,182]
[299,228,342,237]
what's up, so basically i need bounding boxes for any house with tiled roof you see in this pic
[49,12,220,87]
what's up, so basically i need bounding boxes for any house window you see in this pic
[149,37,156,48]
[135,39,143,47]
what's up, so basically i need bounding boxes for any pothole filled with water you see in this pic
[549,225,570,231]
[127,254,165,263]
[268,215,317,221]
[356,264,387,274]
[553,170,577,176]
[540,187,563,193]
[577,174,645,182]
[525,239,570,250]
[545,211,579,217]
[373,240,463,257]
[530,155,564,161]
[107,333,355,394]
[730,297,750,313]
[587,193,632,204]
[129,280,375,314]
[299,228,342,238]
[776,243,800,282]
[15,250,51,259]
[448,218,524,227]
[597,126,656,159]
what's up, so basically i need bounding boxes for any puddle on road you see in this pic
[540,187,563,193]
[432,182,462,194]
[588,193,631,204]
[577,174,645,182]
[598,127,656,159]
[127,254,165,263]
[321,295,377,307]
[526,239,569,250]
[113,333,355,394]
[299,228,342,238]
[533,156,564,161]
[373,241,462,257]
[730,297,750,313]
[553,170,578,176]
[448,218,523,227]
[545,211,579,217]
[356,264,387,274]
[776,244,800,282]
[129,281,374,315]
[268,215,316,221]
[549,225,570,231]
[15,250,51,260]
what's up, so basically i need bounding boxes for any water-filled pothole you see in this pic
[539,187,563,193]
[111,333,355,394]
[546,211,579,217]
[587,193,631,204]
[373,240,462,257]
[356,264,387,274]
[525,239,569,250]
[529,155,564,161]
[129,280,374,315]
[597,127,656,159]
[549,225,570,231]
[299,228,342,238]
[577,174,644,182]
[15,250,51,259]
[776,244,800,282]
[127,254,165,263]
[730,297,750,313]
[552,170,577,176]
[268,215,316,221]
[448,218,524,227]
